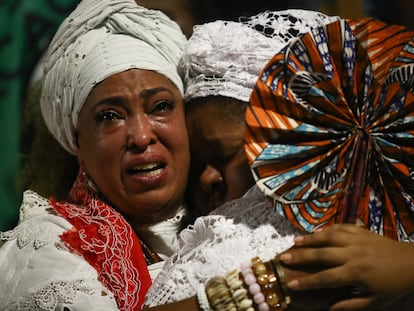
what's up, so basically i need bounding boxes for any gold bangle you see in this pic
[263,260,282,308]
[252,257,287,310]
[251,256,268,286]
[271,256,291,307]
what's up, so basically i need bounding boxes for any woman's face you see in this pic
[76,69,190,225]
[186,97,255,215]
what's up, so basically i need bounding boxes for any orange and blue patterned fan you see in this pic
[245,18,414,240]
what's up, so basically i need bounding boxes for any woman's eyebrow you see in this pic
[92,96,124,109]
[139,86,174,98]
[91,87,175,109]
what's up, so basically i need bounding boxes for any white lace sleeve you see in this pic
[0,190,118,311]
[145,186,414,311]
[145,186,301,307]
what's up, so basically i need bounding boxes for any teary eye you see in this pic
[153,100,174,113]
[95,110,123,124]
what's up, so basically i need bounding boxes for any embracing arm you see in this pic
[143,254,350,311]
[279,224,414,310]
[143,297,200,310]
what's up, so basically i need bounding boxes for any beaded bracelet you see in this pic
[251,256,290,311]
[251,257,277,310]
[241,259,270,311]
[205,256,291,311]
[224,268,254,311]
[205,276,237,311]
[198,284,213,311]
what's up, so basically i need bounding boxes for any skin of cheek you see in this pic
[75,69,190,225]
[186,100,256,212]
[221,149,256,202]
[77,120,190,224]
[187,141,255,213]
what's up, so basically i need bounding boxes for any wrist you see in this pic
[204,256,291,310]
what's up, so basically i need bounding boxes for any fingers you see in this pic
[293,224,370,247]
[330,297,375,311]
[326,223,368,235]
[286,266,351,291]
[293,228,345,247]
[280,246,345,266]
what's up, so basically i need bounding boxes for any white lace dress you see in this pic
[0,190,186,311]
[0,190,119,310]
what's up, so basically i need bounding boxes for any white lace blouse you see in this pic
[145,185,300,307]
[0,190,185,310]
[0,190,118,310]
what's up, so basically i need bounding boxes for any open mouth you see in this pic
[127,163,166,177]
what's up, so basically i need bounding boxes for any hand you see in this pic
[279,224,414,310]
[280,263,352,311]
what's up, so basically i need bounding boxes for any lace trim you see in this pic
[134,204,188,260]
[51,169,151,310]
[145,186,298,306]
[182,9,340,102]
[5,279,95,311]
[0,191,60,249]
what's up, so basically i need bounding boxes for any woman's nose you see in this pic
[127,114,156,151]
[199,165,224,194]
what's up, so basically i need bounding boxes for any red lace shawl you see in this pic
[51,170,151,310]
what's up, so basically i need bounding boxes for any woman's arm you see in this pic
[143,297,200,310]
[143,255,350,311]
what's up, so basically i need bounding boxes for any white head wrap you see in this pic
[182,9,340,103]
[40,0,187,154]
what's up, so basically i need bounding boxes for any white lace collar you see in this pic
[135,204,187,260]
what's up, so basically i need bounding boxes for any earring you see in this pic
[87,176,99,193]
[81,167,98,192]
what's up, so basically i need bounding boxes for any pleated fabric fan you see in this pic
[245,18,414,240]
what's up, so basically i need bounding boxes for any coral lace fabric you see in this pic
[52,171,151,310]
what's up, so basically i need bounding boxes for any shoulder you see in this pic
[0,190,118,310]
[18,189,55,221]
[1,190,71,249]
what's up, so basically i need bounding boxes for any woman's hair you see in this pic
[18,80,78,200]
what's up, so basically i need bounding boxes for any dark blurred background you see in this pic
[1,0,413,231]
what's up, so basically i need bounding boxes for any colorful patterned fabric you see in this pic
[52,169,152,310]
[245,18,414,240]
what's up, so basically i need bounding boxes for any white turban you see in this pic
[40,0,187,154]
[182,9,340,103]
